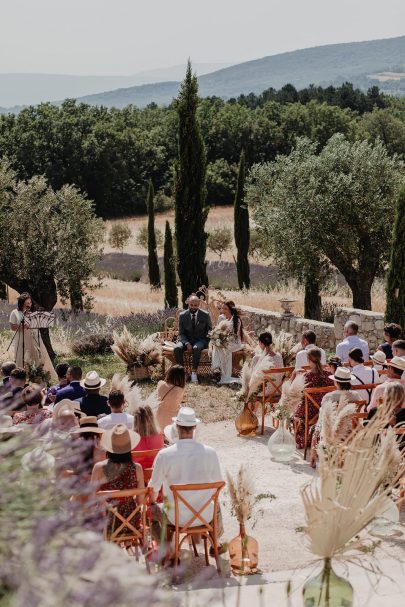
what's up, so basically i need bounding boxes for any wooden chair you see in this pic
[303,383,378,459]
[168,481,225,573]
[132,448,163,484]
[96,487,151,555]
[255,366,295,435]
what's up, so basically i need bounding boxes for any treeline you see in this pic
[0,83,404,218]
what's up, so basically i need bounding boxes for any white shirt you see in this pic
[148,439,223,525]
[98,412,134,430]
[336,335,369,363]
[368,376,405,411]
[295,345,327,369]
[350,364,381,405]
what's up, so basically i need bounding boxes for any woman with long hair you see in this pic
[211,300,244,385]
[293,348,335,450]
[131,405,164,469]
[154,365,186,432]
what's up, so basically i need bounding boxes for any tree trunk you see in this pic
[349,280,373,310]
[304,267,322,320]
[0,282,7,300]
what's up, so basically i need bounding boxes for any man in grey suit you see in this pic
[174,295,212,383]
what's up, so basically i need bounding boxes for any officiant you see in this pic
[9,292,56,381]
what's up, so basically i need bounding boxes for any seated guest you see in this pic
[98,390,134,430]
[348,347,381,407]
[155,365,186,432]
[295,331,327,369]
[72,416,105,478]
[253,332,284,369]
[310,367,362,468]
[392,340,405,379]
[132,405,164,469]
[378,323,402,360]
[91,425,144,536]
[13,384,52,426]
[368,357,405,411]
[148,406,224,548]
[1,361,16,386]
[336,321,369,363]
[326,355,342,375]
[371,350,387,373]
[367,381,405,427]
[41,399,81,440]
[54,366,86,404]
[76,371,109,417]
[47,362,70,401]
[293,348,334,449]
[4,368,28,412]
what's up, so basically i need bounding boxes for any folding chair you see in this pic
[169,481,225,573]
[97,487,151,557]
[256,366,295,435]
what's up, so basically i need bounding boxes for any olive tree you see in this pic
[246,135,404,311]
[108,223,131,254]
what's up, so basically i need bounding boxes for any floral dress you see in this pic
[293,371,334,449]
[13,408,52,425]
[100,461,140,536]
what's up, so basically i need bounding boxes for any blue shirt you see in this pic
[54,381,86,403]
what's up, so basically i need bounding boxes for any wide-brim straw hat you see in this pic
[53,399,83,421]
[329,367,356,383]
[80,371,107,390]
[100,424,140,454]
[71,415,104,435]
[371,351,387,365]
[164,422,179,444]
[388,356,405,372]
[171,406,200,427]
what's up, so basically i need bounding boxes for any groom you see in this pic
[174,295,212,383]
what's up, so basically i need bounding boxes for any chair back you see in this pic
[96,487,151,545]
[262,366,295,400]
[132,448,163,484]
[170,481,225,534]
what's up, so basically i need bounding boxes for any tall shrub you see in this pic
[386,187,405,326]
[234,150,250,289]
[147,180,161,288]
[174,61,208,306]
[164,221,178,308]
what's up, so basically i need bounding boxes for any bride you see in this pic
[211,300,244,385]
[9,292,56,381]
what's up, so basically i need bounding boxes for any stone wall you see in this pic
[240,305,385,353]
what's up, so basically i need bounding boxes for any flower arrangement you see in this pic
[273,373,307,422]
[269,329,297,367]
[111,327,162,370]
[208,320,232,348]
[25,362,51,386]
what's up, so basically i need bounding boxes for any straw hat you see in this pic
[388,356,405,372]
[329,367,356,382]
[53,399,83,421]
[171,406,200,427]
[164,423,179,444]
[100,424,140,454]
[71,416,104,435]
[371,351,387,365]
[80,371,107,390]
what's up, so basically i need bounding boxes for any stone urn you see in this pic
[278,298,297,316]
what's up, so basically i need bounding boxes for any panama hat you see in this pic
[53,399,83,421]
[171,406,200,427]
[371,351,387,365]
[100,424,140,454]
[71,416,104,435]
[388,356,405,372]
[80,371,107,390]
[329,367,356,382]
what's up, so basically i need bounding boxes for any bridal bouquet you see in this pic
[208,320,232,348]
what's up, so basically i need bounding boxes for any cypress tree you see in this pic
[234,150,250,289]
[386,187,405,326]
[164,221,178,308]
[147,181,161,289]
[174,60,208,306]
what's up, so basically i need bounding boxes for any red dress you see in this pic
[100,461,139,535]
[294,371,334,449]
[131,433,164,469]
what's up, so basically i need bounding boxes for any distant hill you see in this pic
[77,36,405,108]
[0,63,231,108]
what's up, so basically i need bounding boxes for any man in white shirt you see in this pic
[149,406,224,547]
[98,390,134,430]
[367,357,405,411]
[295,330,327,369]
[336,321,369,363]
[348,348,381,406]
[392,340,405,379]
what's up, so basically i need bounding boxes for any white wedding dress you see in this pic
[211,315,242,384]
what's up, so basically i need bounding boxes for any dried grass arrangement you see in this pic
[111,373,158,415]
[111,327,162,370]
[226,465,255,524]
[274,373,307,421]
[269,329,297,367]
[321,393,358,451]
[240,355,275,400]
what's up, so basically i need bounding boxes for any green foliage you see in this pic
[174,62,209,305]
[386,188,405,325]
[248,229,270,261]
[146,181,161,288]
[361,107,405,158]
[206,158,237,204]
[207,225,233,259]
[247,135,404,311]
[136,224,163,250]
[234,150,250,289]
[163,220,178,308]
[0,160,104,311]
[108,222,131,253]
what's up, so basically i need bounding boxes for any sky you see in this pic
[1,0,404,75]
